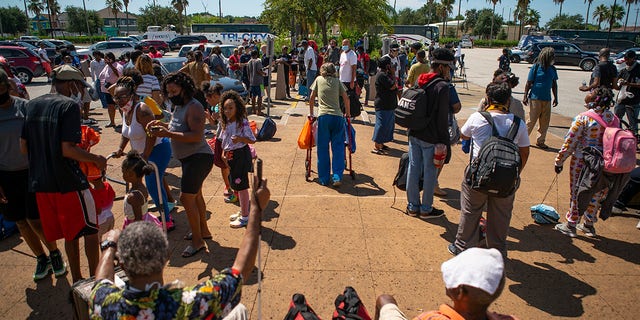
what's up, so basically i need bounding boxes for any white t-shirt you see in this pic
[37,48,50,63]
[461,112,530,160]
[339,50,358,83]
[304,47,317,71]
[383,54,399,78]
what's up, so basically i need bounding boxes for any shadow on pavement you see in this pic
[26,277,73,319]
[582,235,640,265]
[508,225,596,264]
[507,259,596,318]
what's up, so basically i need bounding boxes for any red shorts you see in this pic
[36,189,98,242]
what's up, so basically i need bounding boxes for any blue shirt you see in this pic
[527,64,558,101]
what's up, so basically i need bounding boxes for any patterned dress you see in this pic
[554,109,617,224]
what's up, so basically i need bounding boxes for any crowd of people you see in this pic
[0,35,639,319]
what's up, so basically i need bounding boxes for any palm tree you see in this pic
[487,0,501,44]
[584,0,593,29]
[438,0,454,36]
[593,4,608,30]
[49,0,60,28]
[553,0,565,16]
[183,0,189,34]
[515,0,530,37]
[123,0,130,35]
[525,9,541,27]
[171,0,184,34]
[607,4,626,29]
[624,0,638,30]
[27,0,44,31]
[105,0,123,29]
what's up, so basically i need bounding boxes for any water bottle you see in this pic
[433,143,447,169]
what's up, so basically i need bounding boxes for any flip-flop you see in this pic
[371,149,385,155]
[182,245,205,258]
[183,232,213,241]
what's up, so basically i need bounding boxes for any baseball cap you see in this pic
[441,248,504,295]
[51,65,91,87]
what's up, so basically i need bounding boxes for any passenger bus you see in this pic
[547,29,639,52]
[143,25,177,41]
[372,25,440,45]
[190,23,274,45]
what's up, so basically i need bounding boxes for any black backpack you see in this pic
[283,293,321,320]
[258,117,277,141]
[466,112,522,198]
[392,152,422,192]
[340,89,362,118]
[367,58,378,76]
[395,78,443,130]
[332,287,372,320]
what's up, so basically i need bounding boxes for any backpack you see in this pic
[392,153,422,192]
[367,58,378,76]
[340,90,362,118]
[257,117,277,141]
[466,112,522,198]
[582,110,636,174]
[395,78,443,130]
[284,293,321,320]
[332,287,372,320]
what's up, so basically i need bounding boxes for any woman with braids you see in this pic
[554,87,617,238]
[147,72,213,258]
[111,75,175,231]
[99,52,124,128]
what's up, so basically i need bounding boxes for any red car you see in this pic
[0,46,44,84]
[140,40,170,54]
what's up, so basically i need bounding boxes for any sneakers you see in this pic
[536,142,549,149]
[167,201,177,213]
[229,211,241,221]
[611,205,625,215]
[419,207,445,219]
[33,255,52,281]
[554,223,577,238]
[224,192,238,203]
[447,243,463,256]
[405,208,419,217]
[332,174,342,187]
[230,216,248,228]
[576,223,597,237]
[223,189,232,197]
[49,250,67,277]
[82,119,97,125]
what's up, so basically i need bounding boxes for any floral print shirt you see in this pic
[89,268,242,320]
[555,110,617,166]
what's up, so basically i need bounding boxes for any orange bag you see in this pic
[249,120,258,136]
[297,118,314,149]
[78,125,102,180]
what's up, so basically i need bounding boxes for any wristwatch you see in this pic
[100,240,117,251]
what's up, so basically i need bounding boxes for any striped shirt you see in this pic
[136,74,161,97]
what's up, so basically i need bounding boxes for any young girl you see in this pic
[89,176,115,240]
[219,91,256,228]
[203,82,237,204]
[121,151,162,229]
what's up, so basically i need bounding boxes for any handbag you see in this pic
[297,117,314,149]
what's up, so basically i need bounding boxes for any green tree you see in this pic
[0,6,30,34]
[123,0,130,34]
[624,0,637,29]
[497,27,507,40]
[584,0,593,29]
[461,8,478,33]
[553,0,565,16]
[137,5,181,32]
[65,6,102,34]
[514,0,529,37]
[27,0,45,31]
[487,0,501,44]
[171,0,186,34]
[105,0,123,28]
[593,4,608,30]
[545,14,585,30]
[473,8,503,39]
[606,4,626,29]
[437,0,454,39]
[524,9,541,27]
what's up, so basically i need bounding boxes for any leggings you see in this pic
[145,138,172,220]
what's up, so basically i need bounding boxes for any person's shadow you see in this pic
[508,224,596,264]
[507,259,596,317]
[25,277,73,319]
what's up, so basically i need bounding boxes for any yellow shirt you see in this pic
[406,62,430,87]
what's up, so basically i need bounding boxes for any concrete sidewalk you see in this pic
[1,82,639,319]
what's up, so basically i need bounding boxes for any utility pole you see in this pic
[22,0,28,24]
[219,0,222,19]
[635,7,639,32]
[82,0,91,36]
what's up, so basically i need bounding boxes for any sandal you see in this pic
[371,149,385,155]
[182,245,206,258]
[183,232,213,241]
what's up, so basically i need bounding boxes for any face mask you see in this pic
[0,91,10,104]
[169,95,184,106]
[121,98,133,114]
[342,45,349,51]
[70,86,82,105]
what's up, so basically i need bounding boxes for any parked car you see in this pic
[613,47,640,72]
[155,57,248,99]
[77,41,135,59]
[46,39,74,48]
[177,44,235,65]
[526,42,599,71]
[140,40,170,53]
[167,36,206,50]
[510,44,532,63]
[19,36,40,41]
[109,37,140,45]
[0,46,45,84]
[128,35,143,42]
[460,37,473,49]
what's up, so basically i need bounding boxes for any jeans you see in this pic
[316,114,345,184]
[406,136,437,213]
[145,138,172,220]
[306,69,317,98]
[614,103,640,135]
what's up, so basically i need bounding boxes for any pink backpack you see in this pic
[582,110,636,174]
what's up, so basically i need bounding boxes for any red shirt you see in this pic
[358,52,370,71]
[229,54,240,71]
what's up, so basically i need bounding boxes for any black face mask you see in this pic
[169,95,184,106]
[0,91,10,105]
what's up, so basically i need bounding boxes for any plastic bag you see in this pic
[530,204,560,224]
[298,118,314,149]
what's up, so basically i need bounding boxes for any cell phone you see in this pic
[150,126,162,132]
[256,158,263,186]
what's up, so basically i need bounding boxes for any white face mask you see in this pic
[70,87,82,105]
[121,98,134,114]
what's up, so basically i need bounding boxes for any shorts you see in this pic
[36,189,98,242]
[0,169,39,222]
[250,85,262,97]
[226,145,252,191]
[213,137,227,169]
[97,215,114,240]
[82,87,91,104]
[379,303,408,320]
[179,153,214,194]
[104,92,115,105]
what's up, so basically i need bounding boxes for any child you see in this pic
[89,176,115,240]
[203,82,237,204]
[219,91,256,228]
[121,151,162,229]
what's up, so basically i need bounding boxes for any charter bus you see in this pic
[548,29,640,52]
[190,23,274,45]
[372,25,440,45]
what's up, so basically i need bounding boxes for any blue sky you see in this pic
[4,0,627,26]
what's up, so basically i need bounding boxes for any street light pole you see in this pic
[635,7,639,32]
[82,0,91,36]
